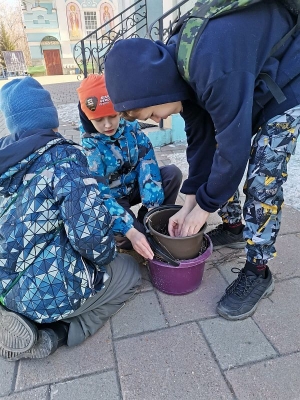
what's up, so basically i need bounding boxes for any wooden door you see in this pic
[43,49,63,76]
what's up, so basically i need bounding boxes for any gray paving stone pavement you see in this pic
[224,353,300,400]
[50,371,121,400]
[111,291,167,339]
[0,78,300,399]
[200,318,277,370]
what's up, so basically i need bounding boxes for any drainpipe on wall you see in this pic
[146,0,163,34]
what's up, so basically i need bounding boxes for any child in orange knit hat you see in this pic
[77,74,182,258]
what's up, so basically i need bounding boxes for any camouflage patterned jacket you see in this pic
[80,119,164,235]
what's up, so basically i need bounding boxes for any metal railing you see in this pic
[74,0,194,130]
[148,0,193,42]
[73,0,147,77]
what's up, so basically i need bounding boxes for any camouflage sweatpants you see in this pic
[218,105,300,265]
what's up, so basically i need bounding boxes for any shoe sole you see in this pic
[0,305,38,352]
[213,242,245,250]
[0,329,57,362]
[216,278,275,321]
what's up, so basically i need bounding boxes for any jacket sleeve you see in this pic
[181,100,217,196]
[182,71,254,212]
[81,136,134,235]
[52,150,116,265]
[134,124,164,208]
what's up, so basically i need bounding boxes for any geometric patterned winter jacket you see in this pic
[0,138,116,323]
[80,119,164,235]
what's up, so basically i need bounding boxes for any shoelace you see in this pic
[224,268,257,298]
[208,224,224,236]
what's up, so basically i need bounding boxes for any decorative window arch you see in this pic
[40,36,61,54]
[41,36,60,46]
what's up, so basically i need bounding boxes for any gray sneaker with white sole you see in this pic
[0,305,38,353]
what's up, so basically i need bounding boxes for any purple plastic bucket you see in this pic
[147,234,213,295]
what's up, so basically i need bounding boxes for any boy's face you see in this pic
[128,102,182,123]
[90,114,120,136]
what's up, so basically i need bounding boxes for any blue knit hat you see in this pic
[0,77,59,135]
[105,38,191,111]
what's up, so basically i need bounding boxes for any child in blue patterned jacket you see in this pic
[77,74,182,257]
[0,77,141,361]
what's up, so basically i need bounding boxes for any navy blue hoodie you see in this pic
[105,1,300,213]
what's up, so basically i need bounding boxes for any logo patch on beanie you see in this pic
[85,96,98,112]
[100,95,111,105]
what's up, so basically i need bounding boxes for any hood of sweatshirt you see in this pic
[104,38,191,111]
[78,101,97,133]
[0,128,64,196]
[0,128,63,175]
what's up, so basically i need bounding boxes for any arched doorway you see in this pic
[41,36,63,76]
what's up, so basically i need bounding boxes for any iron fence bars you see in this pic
[148,0,192,42]
[73,0,147,77]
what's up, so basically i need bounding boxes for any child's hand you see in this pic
[169,203,209,237]
[180,204,209,237]
[168,194,197,237]
[125,228,154,260]
[168,207,190,237]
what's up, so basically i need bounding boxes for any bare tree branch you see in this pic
[0,0,31,66]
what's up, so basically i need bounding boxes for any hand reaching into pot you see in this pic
[168,194,196,237]
[125,227,154,259]
[180,204,209,237]
[168,195,209,237]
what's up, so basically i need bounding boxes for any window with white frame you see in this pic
[84,11,97,39]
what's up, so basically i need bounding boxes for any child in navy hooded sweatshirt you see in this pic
[104,1,300,321]
[0,77,141,361]
[77,74,182,255]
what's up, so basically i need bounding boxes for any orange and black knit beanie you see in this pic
[77,74,118,120]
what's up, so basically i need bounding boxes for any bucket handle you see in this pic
[146,233,180,266]
[143,204,182,227]
[143,205,182,266]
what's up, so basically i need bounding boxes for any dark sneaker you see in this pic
[207,224,245,250]
[216,267,274,320]
[0,305,38,353]
[0,328,58,362]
